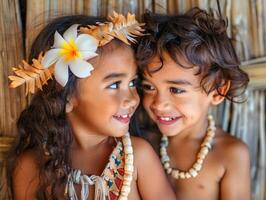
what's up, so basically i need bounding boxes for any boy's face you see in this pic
[67,44,139,138]
[142,52,217,137]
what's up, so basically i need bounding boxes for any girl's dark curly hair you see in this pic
[136,8,249,102]
[5,15,106,199]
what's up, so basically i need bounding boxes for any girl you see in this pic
[4,14,175,199]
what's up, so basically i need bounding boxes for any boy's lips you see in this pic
[113,114,131,124]
[156,115,182,125]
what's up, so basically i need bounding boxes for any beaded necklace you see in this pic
[160,115,216,179]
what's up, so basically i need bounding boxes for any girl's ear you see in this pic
[210,81,231,105]
[65,95,77,113]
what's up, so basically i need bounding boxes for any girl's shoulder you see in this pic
[12,150,40,199]
[15,150,39,172]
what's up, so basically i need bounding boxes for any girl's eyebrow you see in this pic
[103,73,126,80]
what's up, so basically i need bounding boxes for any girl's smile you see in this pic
[67,42,140,139]
[113,114,132,124]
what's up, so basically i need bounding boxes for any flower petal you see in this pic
[80,51,98,60]
[76,34,98,52]
[53,31,67,48]
[69,59,94,78]
[41,49,60,68]
[63,24,79,43]
[54,58,69,87]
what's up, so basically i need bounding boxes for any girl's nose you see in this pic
[122,90,140,110]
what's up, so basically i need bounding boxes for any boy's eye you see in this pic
[141,83,155,91]
[129,78,138,88]
[108,81,121,89]
[170,87,185,94]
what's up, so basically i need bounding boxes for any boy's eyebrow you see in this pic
[103,73,126,80]
[165,80,192,85]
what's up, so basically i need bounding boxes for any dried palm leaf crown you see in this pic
[9,12,145,95]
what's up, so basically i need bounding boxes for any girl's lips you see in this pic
[156,116,181,125]
[113,114,131,124]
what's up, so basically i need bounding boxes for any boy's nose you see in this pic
[150,95,171,114]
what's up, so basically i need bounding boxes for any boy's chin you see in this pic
[157,127,180,137]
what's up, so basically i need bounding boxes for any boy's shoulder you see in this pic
[129,135,161,169]
[214,128,250,167]
[130,135,156,156]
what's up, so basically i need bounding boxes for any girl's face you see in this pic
[68,43,139,137]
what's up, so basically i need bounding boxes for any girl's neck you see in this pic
[68,114,115,150]
[72,133,112,151]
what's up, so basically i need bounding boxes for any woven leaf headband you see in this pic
[9,12,145,95]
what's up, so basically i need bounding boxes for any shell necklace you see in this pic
[160,115,216,179]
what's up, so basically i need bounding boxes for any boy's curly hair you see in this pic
[136,7,249,102]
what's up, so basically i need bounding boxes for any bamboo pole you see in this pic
[0,0,25,136]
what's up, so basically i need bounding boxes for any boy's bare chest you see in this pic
[167,143,225,200]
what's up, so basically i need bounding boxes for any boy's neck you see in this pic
[169,115,209,144]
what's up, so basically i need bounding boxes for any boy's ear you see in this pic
[210,81,231,105]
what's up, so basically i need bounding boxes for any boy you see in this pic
[136,8,251,200]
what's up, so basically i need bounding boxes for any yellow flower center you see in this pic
[60,39,81,62]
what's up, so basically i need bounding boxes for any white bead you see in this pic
[179,172,185,179]
[123,138,131,146]
[123,174,133,182]
[160,148,167,154]
[201,141,211,149]
[126,154,134,161]
[189,168,198,177]
[124,146,133,154]
[122,180,131,187]
[185,172,191,178]
[197,159,203,164]
[197,151,206,159]
[193,163,202,171]
[166,168,172,174]
[161,155,170,163]
[121,186,131,194]
[164,162,170,169]
[200,147,209,155]
[125,164,134,172]
[125,157,134,164]
[171,170,179,179]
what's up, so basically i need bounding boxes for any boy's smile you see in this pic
[156,116,182,125]
[142,52,214,138]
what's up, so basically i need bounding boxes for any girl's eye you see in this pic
[141,83,155,92]
[108,81,121,89]
[170,87,185,94]
[129,78,138,88]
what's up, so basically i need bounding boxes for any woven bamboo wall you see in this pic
[0,0,265,199]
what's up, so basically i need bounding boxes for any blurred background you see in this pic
[0,0,265,199]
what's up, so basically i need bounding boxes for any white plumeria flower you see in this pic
[41,24,99,86]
